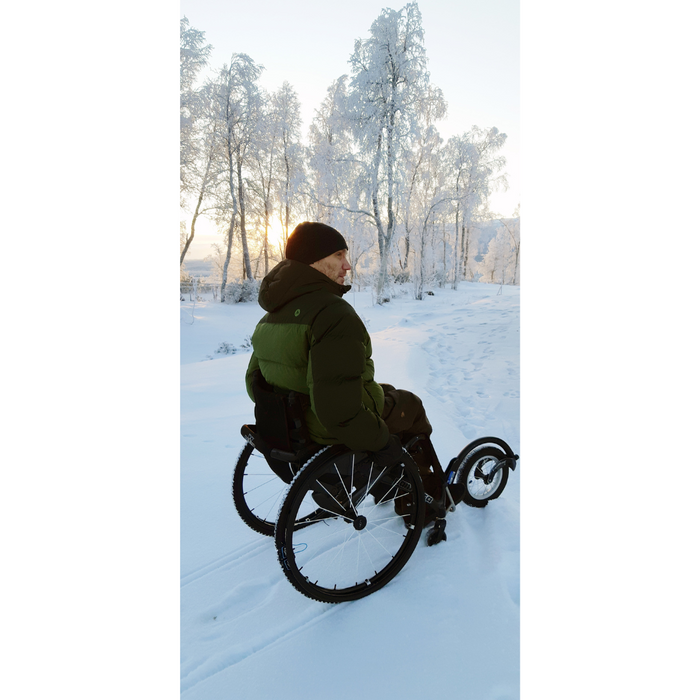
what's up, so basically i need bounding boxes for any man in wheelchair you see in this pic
[245,221,460,524]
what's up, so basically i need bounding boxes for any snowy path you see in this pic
[181,283,520,699]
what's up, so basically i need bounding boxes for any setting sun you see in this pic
[266,218,292,251]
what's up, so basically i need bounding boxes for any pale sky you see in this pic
[181,0,519,259]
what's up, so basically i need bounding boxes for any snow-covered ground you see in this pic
[181,282,520,699]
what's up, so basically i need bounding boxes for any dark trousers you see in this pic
[380,384,442,504]
[379,383,432,444]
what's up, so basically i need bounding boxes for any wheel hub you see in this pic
[353,514,368,531]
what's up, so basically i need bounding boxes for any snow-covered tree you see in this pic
[181,82,221,265]
[272,82,304,247]
[398,83,448,294]
[345,2,434,302]
[444,127,507,288]
[307,77,353,226]
[476,213,519,286]
[479,228,507,284]
[306,76,373,274]
[247,82,305,275]
[180,17,212,196]
[248,88,280,276]
[213,54,263,296]
[498,209,520,285]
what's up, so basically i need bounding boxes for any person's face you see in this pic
[310,249,352,284]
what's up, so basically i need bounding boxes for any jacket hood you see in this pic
[258,259,351,313]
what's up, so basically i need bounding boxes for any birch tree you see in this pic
[180,83,220,265]
[307,77,353,226]
[180,17,212,195]
[249,88,279,276]
[346,2,432,302]
[399,83,447,275]
[247,82,304,275]
[273,82,304,247]
[213,54,262,297]
[497,209,520,285]
[479,227,510,284]
[445,127,507,288]
[413,190,447,300]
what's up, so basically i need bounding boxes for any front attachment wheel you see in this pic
[455,445,510,508]
[275,447,425,603]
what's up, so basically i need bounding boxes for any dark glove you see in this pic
[371,434,405,467]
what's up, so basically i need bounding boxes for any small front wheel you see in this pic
[455,445,510,507]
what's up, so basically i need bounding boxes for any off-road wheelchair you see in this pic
[232,370,518,604]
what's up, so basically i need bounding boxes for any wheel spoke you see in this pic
[243,476,281,493]
[362,523,402,557]
[315,478,351,514]
[334,462,358,517]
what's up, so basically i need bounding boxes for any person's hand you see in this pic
[371,435,405,467]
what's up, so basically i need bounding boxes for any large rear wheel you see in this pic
[232,443,286,536]
[275,447,425,603]
[232,443,332,536]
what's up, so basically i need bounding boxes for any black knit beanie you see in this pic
[285,222,347,264]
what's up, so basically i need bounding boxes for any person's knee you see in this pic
[381,388,431,436]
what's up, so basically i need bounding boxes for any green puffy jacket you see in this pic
[245,259,389,451]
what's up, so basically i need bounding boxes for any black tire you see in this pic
[232,443,285,536]
[455,445,509,508]
[232,443,332,536]
[274,447,425,603]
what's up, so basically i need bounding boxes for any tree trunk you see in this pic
[416,224,427,300]
[370,131,390,302]
[382,109,397,301]
[180,191,202,266]
[221,132,239,301]
[284,151,292,246]
[462,224,469,280]
[263,206,270,276]
[386,115,395,253]
[236,152,253,280]
[181,121,217,266]
[402,229,411,271]
[442,221,447,286]
[220,215,235,301]
[452,208,460,290]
